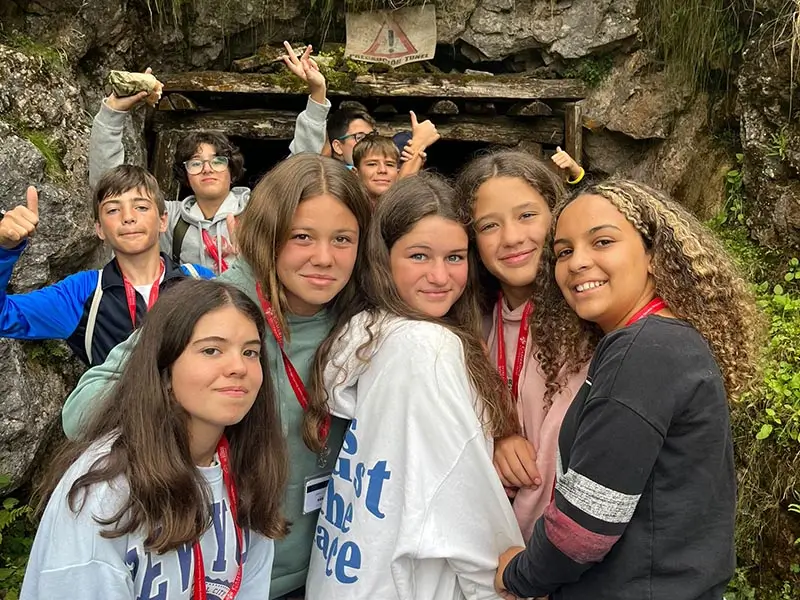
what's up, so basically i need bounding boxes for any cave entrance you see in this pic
[147,71,586,199]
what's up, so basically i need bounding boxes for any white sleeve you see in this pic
[383,326,523,599]
[237,533,274,600]
[20,476,135,600]
[423,436,523,599]
[23,561,134,600]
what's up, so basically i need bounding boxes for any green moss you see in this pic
[19,129,65,182]
[0,32,66,74]
[21,339,72,369]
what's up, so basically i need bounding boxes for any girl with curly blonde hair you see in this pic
[495,179,762,600]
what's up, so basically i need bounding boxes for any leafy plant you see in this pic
[712,153,745,227]
[0,476,35,600]
[563,55,614,87]
[767,126,790,162]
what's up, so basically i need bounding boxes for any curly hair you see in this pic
[532,179,763,402]
[306,173,519,443]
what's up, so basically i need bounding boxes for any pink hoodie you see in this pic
[484,299,588,541]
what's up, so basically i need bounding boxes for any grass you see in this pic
[639,0,746,91]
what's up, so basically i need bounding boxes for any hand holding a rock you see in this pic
[106,68,163,111]
[0,186,39,250]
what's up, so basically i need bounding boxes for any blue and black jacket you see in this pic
[0,243,213,366]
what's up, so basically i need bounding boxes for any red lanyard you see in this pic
[625,297,667,327]
[255,284,331,441]
[193,435,243,600]
[495,295,534,400]
[122,259,165,328]
[202,229,229,273]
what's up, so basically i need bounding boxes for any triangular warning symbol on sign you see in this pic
[364,17,418,58]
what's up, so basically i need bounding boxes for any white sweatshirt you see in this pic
[305,311,524,600]
[21,437,274,600]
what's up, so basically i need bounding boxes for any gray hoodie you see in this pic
[89,95,330,272]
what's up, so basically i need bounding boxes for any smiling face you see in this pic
[170,304,263,442]
[389,215,469,317]
[276,193,360,316]
[355,151,399,200]
[95,188,167,256]
[472,176,552,308]
[553,193,656,333]
[186,143,232,202]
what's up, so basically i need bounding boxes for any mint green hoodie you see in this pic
[60,258,347,599]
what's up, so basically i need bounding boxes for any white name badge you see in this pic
[303,472,331,515]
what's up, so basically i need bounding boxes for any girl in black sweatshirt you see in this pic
[495,179,762,600]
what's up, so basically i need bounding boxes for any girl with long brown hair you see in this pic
[304,173,523,600]
[61,154,373,599]
[455,149,588,541]
[22,279,287,599]
[495,180,761,600]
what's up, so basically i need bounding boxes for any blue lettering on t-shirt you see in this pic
[127,497,244,598]
[317,418,391,585]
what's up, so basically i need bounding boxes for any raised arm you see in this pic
[284,42,331,156]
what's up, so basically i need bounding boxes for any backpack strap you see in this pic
[182,263,200,279]
[84,269,104,365]
[171,218,191,265]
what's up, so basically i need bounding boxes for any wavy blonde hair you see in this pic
[533,179,763,401]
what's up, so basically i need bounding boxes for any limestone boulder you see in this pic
[448,0,638,61]
[0,45,98,491]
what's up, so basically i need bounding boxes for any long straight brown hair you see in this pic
[235,154,372,336]
[36,279,289,552]
[306,173,519,446]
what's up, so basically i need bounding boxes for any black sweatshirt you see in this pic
[504,316,735,600]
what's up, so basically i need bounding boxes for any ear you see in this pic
[352,166,360,176]
[94,220,106,241]
[159,210,168,234]
[331,139,344,158]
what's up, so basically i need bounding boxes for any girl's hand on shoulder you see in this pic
[493,434,541,489]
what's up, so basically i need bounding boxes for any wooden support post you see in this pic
[564,102,583,163]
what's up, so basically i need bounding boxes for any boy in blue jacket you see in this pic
[0,165,213,366]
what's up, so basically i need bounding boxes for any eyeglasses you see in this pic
[183,156,230,175]
[336,131,375,144]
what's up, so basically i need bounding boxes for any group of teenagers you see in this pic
[0,44,764,600]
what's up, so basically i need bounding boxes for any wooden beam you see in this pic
[152,109,565,145]
[564,102,583,163]
[160,72,587,100]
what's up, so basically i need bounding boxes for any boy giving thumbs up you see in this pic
[0,166,212,366]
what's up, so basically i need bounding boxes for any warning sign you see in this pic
[345,4,437,67]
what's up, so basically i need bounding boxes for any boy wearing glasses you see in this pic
[89,89,246,273]
[326,109,377,167]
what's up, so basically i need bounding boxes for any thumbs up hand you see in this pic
[0,186,40,250]
[551,146,583,180]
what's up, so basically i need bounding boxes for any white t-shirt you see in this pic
[21,436,274,600]
[305,311,524,600]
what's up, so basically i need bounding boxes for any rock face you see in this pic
[0,44,101,490]
[737,3,800,248]
[438,0,638,61]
